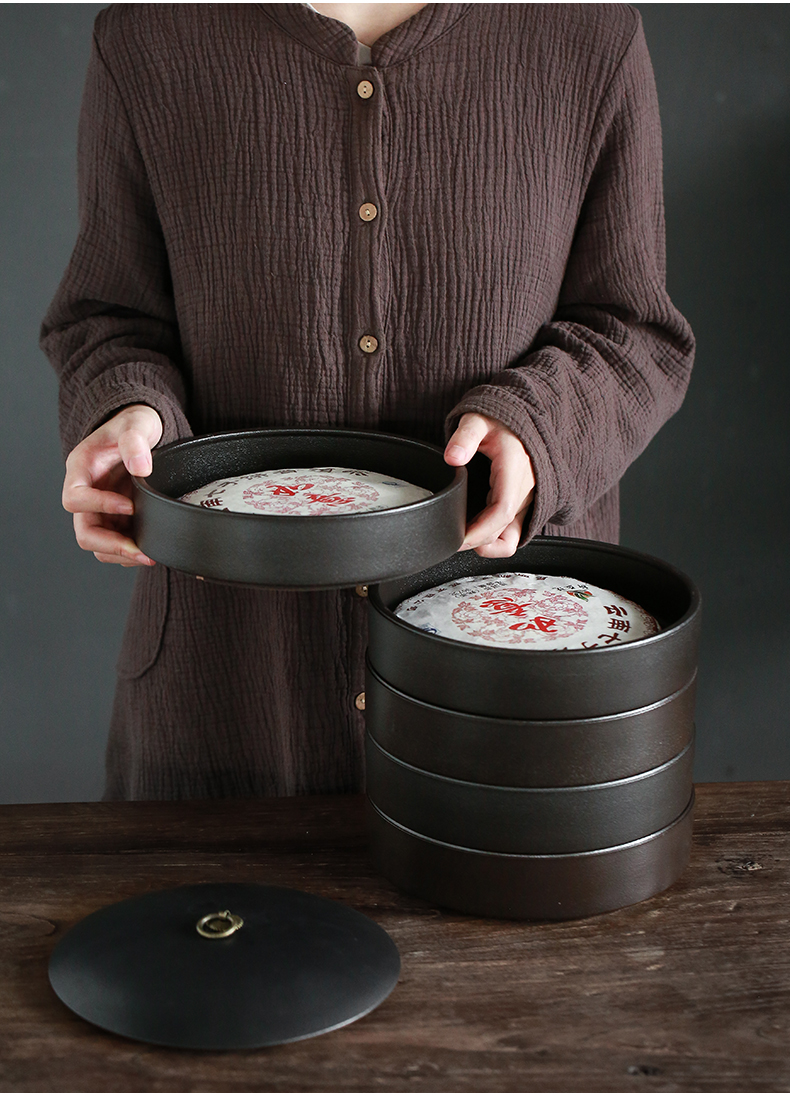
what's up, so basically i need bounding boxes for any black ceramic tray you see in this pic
[365,660,696,786]
[132,429,467,589]
[367,792,695,920]
[368,537,701,719]
[49,883,401,1050]
[366,734,694,855]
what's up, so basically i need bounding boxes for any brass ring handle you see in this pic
[196,910,244,939]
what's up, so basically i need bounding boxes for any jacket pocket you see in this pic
[116,564,170,679]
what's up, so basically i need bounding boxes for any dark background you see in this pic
[0,4,788,802]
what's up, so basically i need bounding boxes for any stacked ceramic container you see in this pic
[365,537,701,919]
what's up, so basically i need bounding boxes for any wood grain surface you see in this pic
[0,783,788,1092]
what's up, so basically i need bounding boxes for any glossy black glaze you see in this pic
[367,792,695,920]
[368,537,702,719]
[366,734,693,854]
[48,883,401,1050]
[131,429,467,588]
[365,660,696,786]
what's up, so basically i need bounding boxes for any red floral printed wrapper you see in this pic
[394,573,660,650]
[181,467,432,516]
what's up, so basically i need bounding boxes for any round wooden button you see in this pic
[355,692,366,711]
[355,585,369,598]
[359,335,379,353]
[357,80,374,99]
[359,202,378,222]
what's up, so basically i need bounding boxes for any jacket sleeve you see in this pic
[445,18,695,542]
[40,23,191,459]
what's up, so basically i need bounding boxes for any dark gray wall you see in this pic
[0,4,788,802]
[624,4,790,779]
[1,4,122,803]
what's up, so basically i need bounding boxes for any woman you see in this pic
[42,3,694,799]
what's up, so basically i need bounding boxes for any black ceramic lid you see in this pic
[48,883,401,1050]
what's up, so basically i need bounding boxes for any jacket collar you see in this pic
[259,3,474,67]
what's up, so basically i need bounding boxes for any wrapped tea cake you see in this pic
[181,467,431,516]
[394,573,659,651]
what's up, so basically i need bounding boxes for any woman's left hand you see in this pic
[444,412,536,558]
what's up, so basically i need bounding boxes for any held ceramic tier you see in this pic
[132,429,467,589]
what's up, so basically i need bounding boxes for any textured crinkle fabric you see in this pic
[41,3,694,800]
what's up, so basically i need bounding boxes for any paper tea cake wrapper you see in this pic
[394,573,660,651]
[181,467,432,517]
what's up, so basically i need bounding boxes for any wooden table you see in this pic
[1,783,789,1091]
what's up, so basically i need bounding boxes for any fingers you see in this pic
[446,413,535,557]
[460,435,535,551]
[63,483,134,517]
[62,405,163,567]
[63,405,162,501]
[461,507,523,554]
[73,513,154,567]
[62,445,133,516]
[469,510,526,559]
[94,552,153,567]
[461,460,529,550]
[444,413,490,466]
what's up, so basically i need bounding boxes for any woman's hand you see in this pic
[444,412,536,558]
[62,404,163,567]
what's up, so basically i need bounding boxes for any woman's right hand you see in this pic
[62,404,164,567]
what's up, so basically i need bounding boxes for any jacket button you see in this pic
[359,202,378,221]
[354,692,366,711]
[355,584,369,597]
[359,335,379,353]
[357,80,374,99]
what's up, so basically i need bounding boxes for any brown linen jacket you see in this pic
[41,3,695,799]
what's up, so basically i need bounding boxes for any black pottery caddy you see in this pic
[131,428,701,921]
[48,434,702,1052]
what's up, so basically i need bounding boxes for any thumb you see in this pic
[444,413,489,466]
[118,427,155,477]
[117,428,152,476]
[116,406,163,477]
